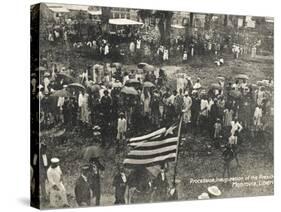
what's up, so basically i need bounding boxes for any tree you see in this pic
[205,14,214,30]
[154,11,174,44]
[101,7,111,33]
[137,10,152,24]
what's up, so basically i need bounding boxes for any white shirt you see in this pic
[136,40,141,49]
[47,166,62,186]
[57,97,65,109]
[231,121,243,135]
[121,173,127,183]
[104,45,109,55]
[193,82,201,90]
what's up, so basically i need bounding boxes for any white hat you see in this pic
[207,186,222,197]
[184,91,189,96]
[198,192,210,200]
[44,72,50,77]
[38,84,44,89]
[63,85,68,88]
[51,158,60,163]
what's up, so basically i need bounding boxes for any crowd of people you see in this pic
[31,12,273,208]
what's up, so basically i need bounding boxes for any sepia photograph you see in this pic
[30,2,274,209]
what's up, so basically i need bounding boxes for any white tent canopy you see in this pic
[109,18,143,26]
[171,24,185,29]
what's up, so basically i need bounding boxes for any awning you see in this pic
[48,7,70,13]
[171,24,185,29]
[109,18,143,26]
[88,10,102,15]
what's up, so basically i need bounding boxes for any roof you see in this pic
[45,3,88,12]
[65,5,89,11]
[171,24,185,29]
[88,10,102,16]
[265,17,274,23]
[48,7,70,13]
[109,19,143,26]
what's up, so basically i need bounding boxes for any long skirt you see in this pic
[47,183,68,208]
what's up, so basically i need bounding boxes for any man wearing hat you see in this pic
[43,72,50,94]
[74,165,91,206]
[116,112,127,153]
[112,165,128,204]
[152,164,169,202]
[88,157,105,206]
[47,158,69,208]
[183,91,192,124]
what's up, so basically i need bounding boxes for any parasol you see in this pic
[56,72,75,83]
[143,65,155,72]
[217,76,225,81]
[68,83,86,90]
[111,62,122,69]
[137,62,149,69]
[235,74,249,80]
[83,145,103,161]
[210,83,222,90]
[125,79,141,87]
[143,81,155,88]
[51,89,72,98]
[229,90,241,98]
[89,84,101,92]
[121,86,138,95]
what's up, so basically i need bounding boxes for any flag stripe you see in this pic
[132,141,178,151]
[129,128,166,143]
[128,145,178,156]
[123,152,177,165]
[126,149,177,160]
[130,137,178,148]
[128,134,162,146]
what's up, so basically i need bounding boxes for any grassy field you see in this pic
[40,46,274,208]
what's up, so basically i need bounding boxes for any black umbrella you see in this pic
[125,79,141,87]
[68,83,86,91]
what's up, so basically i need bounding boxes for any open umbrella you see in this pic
[229,90,241,98]
[68,83,85,91]
[137,62,149,69]
[143,65,155,72]
[111,62,122,69]
[176,67,185,73]
[125,79,141,87]
[121,86,138,95]
[143,81,155,88]
[210,83,222,90]
[235,74,249,80]
[56,72,75,83]
[51,89,72,98]
[83,145,102,161]
[217,76,225,81]
[88,84,100,92]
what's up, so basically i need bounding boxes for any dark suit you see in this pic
[153,173,169,201]
[113,173,127,204]
[75,176,91,206]
[88,162,105,205]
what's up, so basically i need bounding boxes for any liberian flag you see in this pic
[123,119,182,167]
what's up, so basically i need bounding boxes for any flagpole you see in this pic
[173,114,183,184]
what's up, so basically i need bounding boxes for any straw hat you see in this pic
[50,158,60,164]
[198,192,210,200]
[207,186,222,197]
